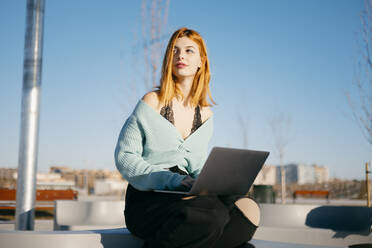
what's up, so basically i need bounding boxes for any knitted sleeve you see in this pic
[114,115,186,191]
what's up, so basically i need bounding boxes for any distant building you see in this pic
[49,165,126,194]
[254,165,276,185]
[276,163,329,185]
[297,164,316,184]
[95,179,127,195]
[13,172,62,181]
[36,180,75,190]
[313,164,329,183]
[0,168,17,180]
[49,166,73,174]
[13,171,76,190]
[0,165,127,194]
[0,168,17,188]
[280,164,299,184]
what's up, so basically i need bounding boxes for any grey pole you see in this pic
[15,0,45,231]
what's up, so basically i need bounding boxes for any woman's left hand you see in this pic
[181,175,195,189]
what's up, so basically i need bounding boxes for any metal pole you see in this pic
[15,0,45,231]
[366,162,371,207]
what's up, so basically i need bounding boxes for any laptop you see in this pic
[154,147,270,195]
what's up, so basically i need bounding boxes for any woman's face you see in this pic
[172,36,202,80]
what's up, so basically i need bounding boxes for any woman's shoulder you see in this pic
[142,91,162,112]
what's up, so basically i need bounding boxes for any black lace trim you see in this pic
[160,102,202,134]
[160,101,175,125]
[191,105,202,134]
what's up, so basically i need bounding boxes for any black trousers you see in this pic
[124,184,258,248]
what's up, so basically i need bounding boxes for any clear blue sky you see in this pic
[0,0,370,179]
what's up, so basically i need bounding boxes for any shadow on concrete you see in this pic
[94,228,144,248]
[348,244,372,248]
[305,206,372,238]
[96,228,257,248]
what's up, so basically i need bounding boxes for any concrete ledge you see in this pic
[256,204,372,247]
[54,200,125,230]
[0,228,349,248]
[54,201,372,232]
[260,204,372,231]
[255,226,372,247]
[49,201,372,247]
[0,228,143,248]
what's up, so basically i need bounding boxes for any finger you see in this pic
[181,181,191,187]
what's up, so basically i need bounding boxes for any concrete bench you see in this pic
[255,204,372,247]
[0,228,143,248]
[0,228,347,248]
[255,226,372,247]
[52,200,372,246]
[259,204,371,231]
[54,200,125,230]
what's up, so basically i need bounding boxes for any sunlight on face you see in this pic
[172,36,202,80]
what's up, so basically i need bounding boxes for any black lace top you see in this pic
[160,101,202,134]
[160,101,202,176]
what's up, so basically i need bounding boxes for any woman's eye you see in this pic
[187,49,194,53]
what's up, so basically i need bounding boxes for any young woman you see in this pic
[115,27,260,248]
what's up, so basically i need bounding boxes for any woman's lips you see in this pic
[176,64,187,68]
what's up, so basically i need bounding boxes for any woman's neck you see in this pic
[176,77,194,107]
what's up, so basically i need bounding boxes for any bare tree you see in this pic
[269,112,292,204]
[120,0,170,113]
[348,0,372,147]
[141,0,170,90]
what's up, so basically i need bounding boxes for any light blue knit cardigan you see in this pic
[114,100,213,191]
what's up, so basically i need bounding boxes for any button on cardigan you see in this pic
[114,100,213,191]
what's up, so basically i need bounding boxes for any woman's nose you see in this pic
[178,51,185,60]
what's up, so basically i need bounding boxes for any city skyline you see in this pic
[0,1,370,180]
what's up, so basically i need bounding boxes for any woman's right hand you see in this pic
[181,175,195,189]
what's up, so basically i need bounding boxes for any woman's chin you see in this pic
[174,73,196,80]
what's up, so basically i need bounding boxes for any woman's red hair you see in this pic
[157,27,215,107]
